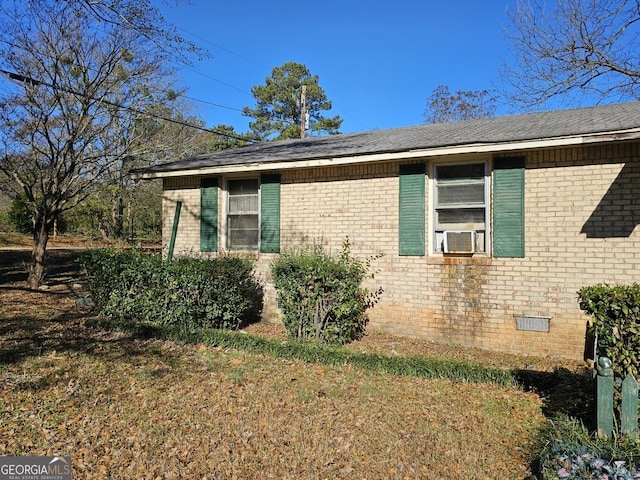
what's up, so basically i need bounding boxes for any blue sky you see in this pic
[158,0,516,134]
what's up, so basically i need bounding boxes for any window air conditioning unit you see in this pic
[443,231,475,254]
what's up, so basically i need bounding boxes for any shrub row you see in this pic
[80,248,263,332]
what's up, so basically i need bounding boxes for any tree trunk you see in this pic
[27,219,50,289]
[127,199,134,242]
[112,192,124,239]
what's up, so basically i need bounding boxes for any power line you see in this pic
[180,94,244,112]
[163,28,261,112]
[0,69,254,143]
[175,26,267,69]
[85,24,249,114]
[177,64,252,96]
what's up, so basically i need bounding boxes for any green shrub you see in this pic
[271,238,383,345]
[578,283,640,379]
[80,248,263,332]
[8,197,32,234]
[0,209,11,233]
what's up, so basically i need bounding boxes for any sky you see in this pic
[158,0,517,135]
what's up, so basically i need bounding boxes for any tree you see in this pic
[190,124,251,153]
[103,117,249,240]
[67,0,204,65]
[102,100,216,239]
[504,0,640,108]
[423,85,497,124]
[0,0,183,288]
[243,62,343,141]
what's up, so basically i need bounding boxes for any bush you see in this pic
[8,197,32,234]
[578,283,640,379]
[80,248,263,332]
[271,238,382,345]
[0,209,11,233]
[6,196,67,235]
[535,415,640,479]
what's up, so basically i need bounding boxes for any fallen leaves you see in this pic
[0,266,567,479]
[3,350,539,478]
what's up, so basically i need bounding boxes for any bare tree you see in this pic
[0,0,183,287]
[504,0,640,108]
[424,85,497,124]
[68,0,204,65]
[100,95,205,239]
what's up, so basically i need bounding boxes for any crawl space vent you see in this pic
[515,316,550,333]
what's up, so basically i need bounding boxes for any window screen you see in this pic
[434,163,487,253]
[227,179,259,250]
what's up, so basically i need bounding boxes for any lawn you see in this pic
[0,244,590,479]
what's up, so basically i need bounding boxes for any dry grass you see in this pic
[0,246,590,479]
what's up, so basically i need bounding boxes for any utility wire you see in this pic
[0,69,255,143]
[175,26,267,69]
[177,63,252,96]
[180,93,244,112]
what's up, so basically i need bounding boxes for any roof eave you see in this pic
[132,128,640,180]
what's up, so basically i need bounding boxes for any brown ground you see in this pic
[0,241,591,479]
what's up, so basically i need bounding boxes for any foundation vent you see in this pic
[516,316,550,332]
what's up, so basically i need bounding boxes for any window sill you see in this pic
[221,248,260,256]
[427,255,492,266]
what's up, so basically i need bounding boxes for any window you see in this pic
[433,162,488,253]
[399,158,524,257]
[227,178,259,250]
[217,174,281,253]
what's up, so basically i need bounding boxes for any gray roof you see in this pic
[137,102,640,175]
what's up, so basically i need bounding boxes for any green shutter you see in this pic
[260,174,281,253]
[493,157,525,258]
[399,164,426,256]
[200,177,218,252]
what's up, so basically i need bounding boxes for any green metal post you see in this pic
[167,201,182,260]
[621,373,639,436]
[596,356,614,438]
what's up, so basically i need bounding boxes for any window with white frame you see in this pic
[226,178,259,250]
[433,162,488,254]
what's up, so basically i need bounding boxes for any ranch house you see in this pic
[133,102,640,360]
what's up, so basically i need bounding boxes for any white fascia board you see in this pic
[134,128,640,180]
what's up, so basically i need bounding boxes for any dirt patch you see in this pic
[0,249,86,286]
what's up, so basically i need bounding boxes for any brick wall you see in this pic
[161,141,640,360]
[162,177,202,256]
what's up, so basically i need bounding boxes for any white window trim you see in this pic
[428,158,491,256]
[222,176,261,251]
